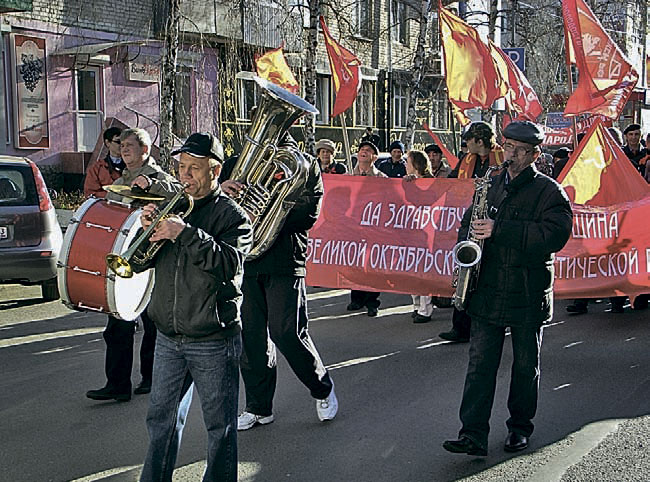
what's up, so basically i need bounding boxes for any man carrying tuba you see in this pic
[221,132,339,431]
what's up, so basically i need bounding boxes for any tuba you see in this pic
[451,161,510,310]
[228,76,319,259]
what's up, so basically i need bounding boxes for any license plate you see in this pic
[0,226,7,239]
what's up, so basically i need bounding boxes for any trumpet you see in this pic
[106,184,193,278]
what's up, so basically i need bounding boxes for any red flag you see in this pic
[562,0,638,119]
[319,16,361,117]
[422,123,460,168]
[559,119,649,205]
[255,44,299,94]
[489,41,543,121]
[439,3,503,118]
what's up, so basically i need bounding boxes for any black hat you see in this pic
[460,140,467,147]
[171,132,224,162]
[623,123,641,135]
[552,147,570,159]
[358,141,379,155]
[388,140,405,152]
[502,121,544,146]
[424,144,442,154]
[461,121,494,140]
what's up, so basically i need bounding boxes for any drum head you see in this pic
[108,209,155,321]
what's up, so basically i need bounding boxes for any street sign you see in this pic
[502,47,525,72]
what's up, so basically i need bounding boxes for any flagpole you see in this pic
[339,112,353,173]
[563,29,579,149]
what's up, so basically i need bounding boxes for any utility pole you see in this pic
[159,0,180,172]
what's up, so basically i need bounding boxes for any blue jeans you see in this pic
[140,332,242,482]
[459,319,542,449]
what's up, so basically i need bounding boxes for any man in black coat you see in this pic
[220,136,338,431]
[443,121,573,457]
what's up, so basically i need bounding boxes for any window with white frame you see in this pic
[393,83,408,128]
[355,0,373,38]
[237,74,261,121]
[391,0,408,44]
[315,75,331,125]
[355,80,374,127]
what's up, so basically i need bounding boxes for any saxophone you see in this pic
[228,76,319,259]
[451,161,510,310]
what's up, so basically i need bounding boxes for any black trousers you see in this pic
[240,274,333,416]
[459,319,542,449]
[350,290,381,309]
[451,307,471,338]
[102,311,156,393]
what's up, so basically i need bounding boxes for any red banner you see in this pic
[306,175,650,300]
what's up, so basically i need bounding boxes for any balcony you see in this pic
[0,0,32,13]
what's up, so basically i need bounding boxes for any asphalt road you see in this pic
[1,284,648,481]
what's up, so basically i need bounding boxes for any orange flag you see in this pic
[319,16,361,117]
[559,119,649,205]
[489,41,543,121]
[562,0,638,119]
[439,3,502,118]
[255,44,299,94]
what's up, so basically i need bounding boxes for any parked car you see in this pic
[0,156,63,300]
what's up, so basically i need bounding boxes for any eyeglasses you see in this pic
[503,142,533,156]
[111,139,121,145]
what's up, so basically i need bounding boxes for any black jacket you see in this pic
[134,187,253,340]
[245,155,323,277]
[461,166,573,327]
[377,158,407,178]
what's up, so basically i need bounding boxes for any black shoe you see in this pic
[367,307,378,317]
[632,297,648,310]
[134,379,152,395]
[566,303,588,314]
[504,432,528,452]
[86,386,131,402]
[413,314,432,323]
[439,330,469,343]
[610,304,625,313]
[347,302,363,311]
[442,436,487,456]
[411,310,418,319]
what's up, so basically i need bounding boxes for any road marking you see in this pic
[306,289,349,301]
[69,465,141,481]
[0,327,103,349]
[553,383,571,391]
[564,341,584,348]
[326,351,400,370]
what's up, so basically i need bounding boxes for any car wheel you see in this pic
[41,277,60,301]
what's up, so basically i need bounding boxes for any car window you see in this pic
[0,166,38,206]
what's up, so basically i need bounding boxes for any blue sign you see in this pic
[502,47,525,72]
[545,112,572,129]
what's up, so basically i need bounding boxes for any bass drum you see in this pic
[57,198,154,321]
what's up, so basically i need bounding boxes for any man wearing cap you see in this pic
[86,128,180,403]
[349,141,386,316]
[425,144,451,178]
[622,123,647,178]
[361,126,381,150]
[378,140,407,178]
[443,121,573,457]
[316,138,347,174]
[448,121,504,179]
[551,147,571,180]
[135,132,253,481]
[441,121,506,343]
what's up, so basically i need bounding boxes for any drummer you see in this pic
[86,128,180,402]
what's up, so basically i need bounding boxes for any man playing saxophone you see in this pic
[442,121,573,457]
[134,133,253,481]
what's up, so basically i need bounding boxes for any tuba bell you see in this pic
[228,76,319,259]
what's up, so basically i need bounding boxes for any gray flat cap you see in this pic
[502,121,544,146]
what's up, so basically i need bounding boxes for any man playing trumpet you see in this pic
[134,133,253,482]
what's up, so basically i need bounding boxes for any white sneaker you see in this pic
[316,387,339,422]
[237,411,274,431]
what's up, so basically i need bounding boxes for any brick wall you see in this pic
[11,0,155,36]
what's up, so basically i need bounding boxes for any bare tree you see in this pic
[159,0,180,172]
